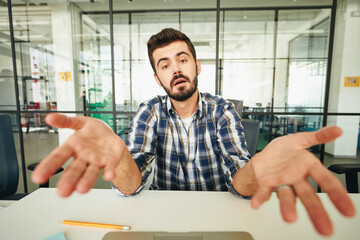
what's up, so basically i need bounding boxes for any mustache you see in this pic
[170,74,190,87]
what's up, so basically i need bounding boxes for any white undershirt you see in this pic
[180,112,196,131]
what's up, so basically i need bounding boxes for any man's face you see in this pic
[152,41,201,101]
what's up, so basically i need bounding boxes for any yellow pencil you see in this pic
[62,220,130,230]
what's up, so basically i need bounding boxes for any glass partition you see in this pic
[220,0,332,8]
[0,3,17,111]
[221,10,275,108]
[274,9,331,113]
[113,9,218,127]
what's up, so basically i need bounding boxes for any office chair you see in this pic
[27,162,63,188]
[328,164,360,193]
[0,115,27,200]
[227,99,243,118]
[241,119,260,156]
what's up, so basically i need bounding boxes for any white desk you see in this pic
[0,188,359,240]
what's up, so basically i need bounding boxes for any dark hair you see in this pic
[147,28,197,74]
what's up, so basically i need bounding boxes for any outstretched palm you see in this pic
[250,126,355,236]
[32,113,125,197]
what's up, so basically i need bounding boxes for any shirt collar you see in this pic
[163,91,204,118]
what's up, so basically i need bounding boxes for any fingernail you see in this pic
[319,221,333,236]
[251,199,260,209]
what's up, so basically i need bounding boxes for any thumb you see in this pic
[45,113,87,130]
[298,126,343,149]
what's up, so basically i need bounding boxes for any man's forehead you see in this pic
[153,41,191,60]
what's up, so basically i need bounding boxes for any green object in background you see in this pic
[256,132,268,151]
[88,88,113,129]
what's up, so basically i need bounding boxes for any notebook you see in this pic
[102,231,254,240]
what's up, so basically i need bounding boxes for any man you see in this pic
[32,28,355,236]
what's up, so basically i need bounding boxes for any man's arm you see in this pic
[232,160,258,197]
[111,144,142,195]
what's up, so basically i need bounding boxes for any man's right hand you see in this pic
[31,113,140,197]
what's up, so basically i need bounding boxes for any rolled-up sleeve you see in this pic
[216,102,251,198]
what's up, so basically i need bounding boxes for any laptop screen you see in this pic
[102,231,254,240]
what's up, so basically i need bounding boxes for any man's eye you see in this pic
[180,59,187,63]
[161,65,168,70]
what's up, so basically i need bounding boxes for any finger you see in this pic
[102,155,118,181]
[294,180,333,236]
[74,146,114,181]
[76,164,100,194]
[309,162,356,217]
[277,187,297,222]
[251,186,272,209]
[45,113,87,130]
[295,126,342,149]
[56,159,87,197]
[31,144,73,184]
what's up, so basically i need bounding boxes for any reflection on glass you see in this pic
[76,11,113,113]
[112,0,216,11]
[10,3,56,112]
[220,0,332,8]
[7,1,112,113]
[181,11,216,95]
[0,4,17,111]
[221,11,275,59]
[275,9,331,112]
[221,10,274,107]
[129,12,180,107]
[223,60,273,107]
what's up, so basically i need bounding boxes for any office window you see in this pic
[274,9,331,113]
[220,10,275,108]
[220,0,332,8]
[72,9,114,129]
[129,12,180,107]
[181,11,217,95]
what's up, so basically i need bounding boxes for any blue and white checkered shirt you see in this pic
[113,92,251,196]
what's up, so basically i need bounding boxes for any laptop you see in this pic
[102,231,254,240]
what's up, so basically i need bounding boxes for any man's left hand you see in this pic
[250,126,356,236]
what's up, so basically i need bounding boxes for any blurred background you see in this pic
[0,0,359,193]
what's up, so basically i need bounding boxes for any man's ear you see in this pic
[196,59,201,75]
[154,73,162,87]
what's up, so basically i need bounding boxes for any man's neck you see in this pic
[170,90,199,118]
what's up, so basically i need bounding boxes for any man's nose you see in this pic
[172,62,182,75]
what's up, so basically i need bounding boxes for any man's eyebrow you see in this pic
[156,57,169,68]
[156,51,191,68]
[176,51,190,57]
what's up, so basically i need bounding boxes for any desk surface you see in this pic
[0,188,359,240]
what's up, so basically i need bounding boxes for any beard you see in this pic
[159,73,198,102]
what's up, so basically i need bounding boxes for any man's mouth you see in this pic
[173,79,188,86]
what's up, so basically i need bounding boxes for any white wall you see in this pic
[325,0,360,157]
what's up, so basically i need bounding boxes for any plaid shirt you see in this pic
[114,92,250,196]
